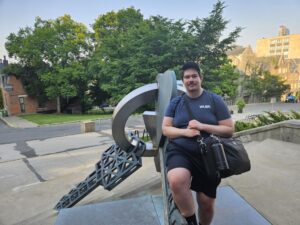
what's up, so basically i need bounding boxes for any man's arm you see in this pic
[162,117,200,139]
[188,118,234,138]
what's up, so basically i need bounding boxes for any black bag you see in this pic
[199,135,251,178]
[182,93,251,179]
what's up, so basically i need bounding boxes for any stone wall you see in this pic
[234,120,300,144]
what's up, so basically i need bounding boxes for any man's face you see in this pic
[182,68,202,92]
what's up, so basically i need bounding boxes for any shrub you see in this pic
[236,98,246,113]
[235,110,300,132]
[255,114,274,126]
[235,120,256,132]
[86,108,113,115]
[290,110,300,119]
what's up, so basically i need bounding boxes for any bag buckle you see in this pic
[197,137,207,154]
[210,134,220,142]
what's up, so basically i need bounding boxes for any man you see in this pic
[162,62,234,225]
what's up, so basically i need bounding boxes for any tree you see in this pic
[5,15,92,113]
[90,2,241,104]
[91,8,186,104]
[208,62,240,98]
[186,1,242,92]
[259,71,290,99]
[243,68,290,102]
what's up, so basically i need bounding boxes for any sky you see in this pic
[0,0,299,61]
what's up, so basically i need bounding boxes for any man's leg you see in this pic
[196,192,215,225]
[167,168,195,217]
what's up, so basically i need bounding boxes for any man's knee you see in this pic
[167,168,191,192]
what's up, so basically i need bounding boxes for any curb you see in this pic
[0,116,16,128]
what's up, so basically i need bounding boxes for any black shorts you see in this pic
[166,143,221,198]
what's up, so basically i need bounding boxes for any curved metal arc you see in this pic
[112,83,158,150]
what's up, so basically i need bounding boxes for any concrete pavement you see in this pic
[0,104,299,225]
[1,136,299,225]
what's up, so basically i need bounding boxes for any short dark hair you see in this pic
[181,62,201,79]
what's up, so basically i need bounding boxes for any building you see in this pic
[228,45,256,75]
[228,26,300,100]
[0,56,56,116]
[256,25,300,59]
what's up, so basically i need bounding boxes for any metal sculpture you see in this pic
[55,70,186,224]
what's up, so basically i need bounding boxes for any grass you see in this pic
[19,113,113,125]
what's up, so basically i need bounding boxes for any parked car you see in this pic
[285,94,296,103]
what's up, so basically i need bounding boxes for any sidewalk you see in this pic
[0,116,38,128]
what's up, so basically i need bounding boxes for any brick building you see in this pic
[0,57,56,116]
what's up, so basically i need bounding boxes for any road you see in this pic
[0,116,143,145]
[0,115,144,162]
[234,102,300,114]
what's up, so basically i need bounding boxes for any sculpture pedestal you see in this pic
[55,186,271,225]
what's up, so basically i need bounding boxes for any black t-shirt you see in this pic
[164,90,231,152]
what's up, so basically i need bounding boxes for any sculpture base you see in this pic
[55,186,271,225]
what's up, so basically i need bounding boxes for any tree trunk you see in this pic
[56,96,61,113]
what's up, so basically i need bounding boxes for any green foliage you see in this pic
[5,15,91,113]
[290,110,300,119]
[6,1,241,108]
[86,108,114,115]
[255,114,273,126]
[19,113,112,125]
[266,111,291,122]
[236,98,246,112]
[243,68,290,101]
[235,110,300,132]
[209,62,240,97]
[260,71,290,99]
[235,120,256,132]
[90,2,241,103]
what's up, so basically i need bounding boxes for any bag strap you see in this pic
[182,94,204,142]
[182,94,195,120]
[209,92,216,115]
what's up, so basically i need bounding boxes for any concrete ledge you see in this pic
[234,119,300,144]
[80,121,95,133]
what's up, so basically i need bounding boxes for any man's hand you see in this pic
[188,119,204,131]
[185,128,200,137]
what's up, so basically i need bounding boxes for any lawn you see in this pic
[19,113,113,125]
